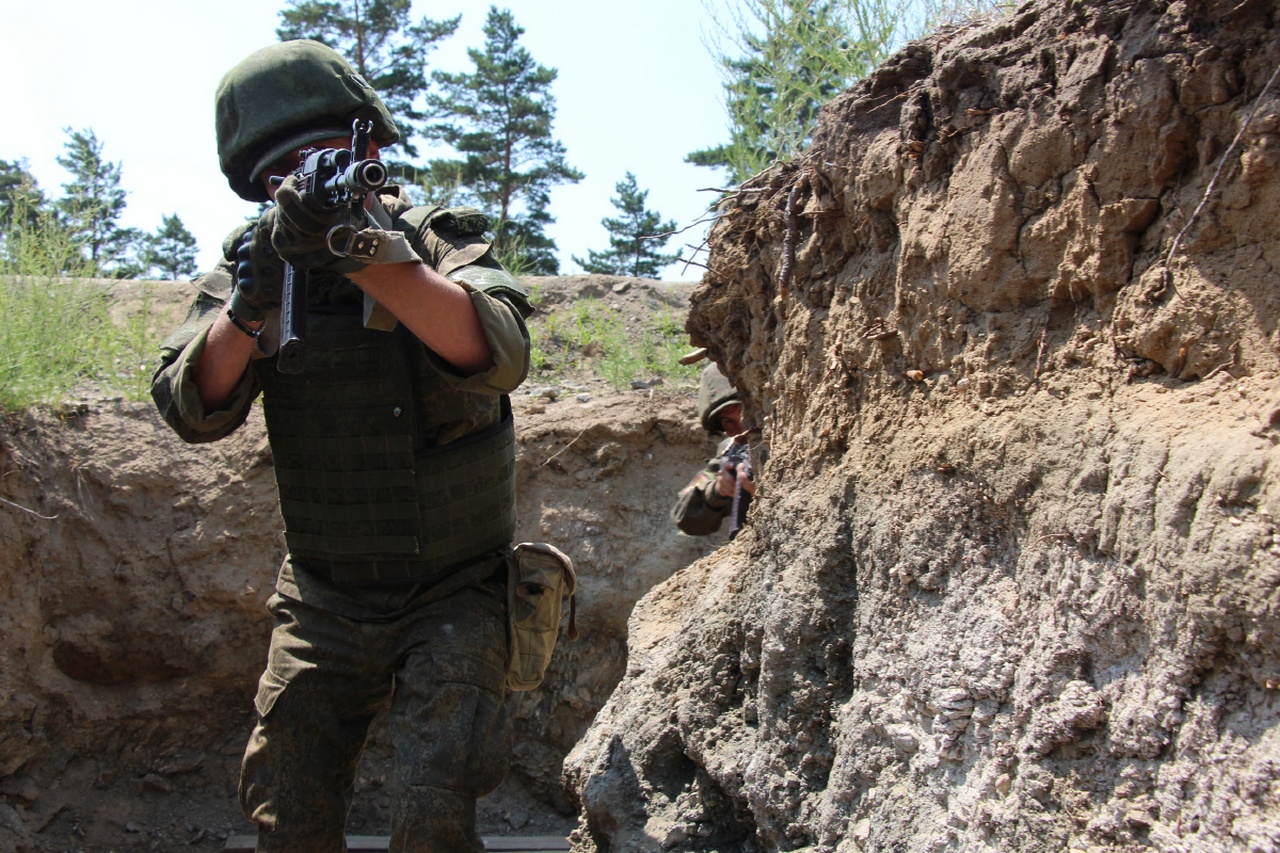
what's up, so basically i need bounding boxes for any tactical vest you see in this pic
[254,304,517,586]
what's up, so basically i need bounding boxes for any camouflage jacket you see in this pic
[151,186,531,443]
[149,187,532,616]
[671,437,768,537]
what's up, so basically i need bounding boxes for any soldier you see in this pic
[151,40,534,852]
[671,363,760,537]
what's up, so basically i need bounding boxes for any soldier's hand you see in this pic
[229,217,284,322]
[716,462,755,498]
[270,174,345,263]
[716,467,737,498]
[271,174,377,273]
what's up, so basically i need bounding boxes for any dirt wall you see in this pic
[564,1,1280,851]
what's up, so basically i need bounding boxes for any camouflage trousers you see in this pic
[238,584,511,852]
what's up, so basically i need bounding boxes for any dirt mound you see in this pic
[565,1,1280,851]
[0,276,720,850]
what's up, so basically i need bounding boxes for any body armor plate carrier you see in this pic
[255,309,516,585]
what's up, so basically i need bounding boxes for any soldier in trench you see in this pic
[150,40,538,853]
[671,363,763,537]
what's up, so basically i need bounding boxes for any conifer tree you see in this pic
[0,159,47,231]
[277,0,459,159]
[424,6,583,275]
[693,0,1007,184]
[573,173,680,279]
[690,0,897,184]
[498,188,558,277]
[55,128,138,276]
[142,214,199,280]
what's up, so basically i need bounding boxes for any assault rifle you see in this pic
[723,434,754,540]
[275,118,388,374]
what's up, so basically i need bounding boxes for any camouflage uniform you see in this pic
[672,435,745,536]
[152,40,532,853]
[671,364,764,536]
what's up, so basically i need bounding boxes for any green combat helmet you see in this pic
[215,39,400,202]
[697,363,740,434]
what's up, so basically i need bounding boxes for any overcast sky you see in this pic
[4,1,733,280]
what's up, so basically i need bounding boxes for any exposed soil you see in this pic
[564,0,1280,851]
[7,1,1280,851]
[0,275,721,851]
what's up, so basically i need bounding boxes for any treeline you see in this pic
[0,0,1006,283]
[274,1,682,278]
[0,133,198,281]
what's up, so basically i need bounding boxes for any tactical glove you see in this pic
[229,216,285,322]
[270,174,371,273]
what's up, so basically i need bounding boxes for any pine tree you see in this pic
[689,0,898,184]
[424,7,583,275]
[0,159,47,231]
[497,188,558,277]
[141,214,199,280]
[573,173,680,279]
[277,0,460,159]
[693,0,1008,184]
[0,161,91,277]
[55,127,138,276]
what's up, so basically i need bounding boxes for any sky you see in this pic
[4,1,733,281]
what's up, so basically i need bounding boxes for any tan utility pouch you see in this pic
[506,542,578,691]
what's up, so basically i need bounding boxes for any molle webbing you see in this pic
[279,414,517,584]
[257,317,516,585]
[275,432,421,557]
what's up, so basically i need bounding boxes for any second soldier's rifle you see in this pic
[274,118,388,374]
[723,434,754,540]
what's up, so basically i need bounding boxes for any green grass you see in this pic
[0,276,158,411]
[0,213,158,412]
[529,299,699,391]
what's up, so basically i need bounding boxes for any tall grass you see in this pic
[0,205,157,412]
